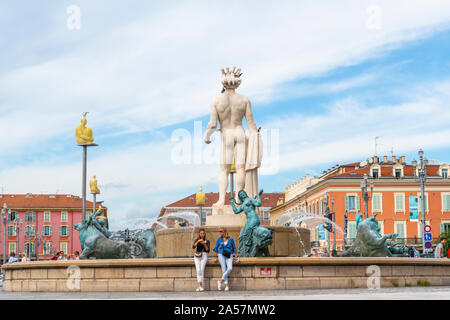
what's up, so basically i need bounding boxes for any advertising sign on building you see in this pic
[318,224,325,241]
[409,196,419,222]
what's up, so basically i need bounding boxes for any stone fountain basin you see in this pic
[156,226,310,258]
[3,257,450,292]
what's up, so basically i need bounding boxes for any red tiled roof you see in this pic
[328,163,441,178]
[0,194,95,209]
[166,192,285,208]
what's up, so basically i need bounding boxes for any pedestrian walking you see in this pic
[192,228,210,292]
[213,228,237,291]
[435,237,447,258]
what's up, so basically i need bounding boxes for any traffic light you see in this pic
[324,212,333,232]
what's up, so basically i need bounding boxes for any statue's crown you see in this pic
[221,66,242,89]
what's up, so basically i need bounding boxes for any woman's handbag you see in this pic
[221,243,232,258]
[194,252,203,258]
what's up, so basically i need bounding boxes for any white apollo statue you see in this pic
[204,67,263,226]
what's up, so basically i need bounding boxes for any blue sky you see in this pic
[1,1,450,229]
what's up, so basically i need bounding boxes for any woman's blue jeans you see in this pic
[218,253,233,284]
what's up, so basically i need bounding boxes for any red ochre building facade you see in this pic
[270,156,450,250]
[0,194,105,260]
[160,192,285,226]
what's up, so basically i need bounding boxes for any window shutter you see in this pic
[444,195,448,211]
[356,196,360,211]
[349,223,356,239]
[33,212,36,222]
[345,196,349,211]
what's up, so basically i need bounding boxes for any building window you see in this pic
[372,169,379,178]
[395,169,402,179]
[24,225,35,237]
[442,194,450,211]
[394,221,406,241]
[442,169,448,179]
[372,194,382,212]
[24,242,35,256]
[7,211,18,222]
[7,226,16,236]
[418,194,428,212]
[61,211,68,222]
[263,211,270,220]
[201,211,206,223]
[59,226,70,236]
[441,222,450,234]
[8,242,16,255]
[348,221,357,241]
[394,194,405,212]
[60,242,68,254]
[42,225,52,236]
[44,211,51,222]
[25,211,36,222]
[345,195,360,212]
[43,242,52,255]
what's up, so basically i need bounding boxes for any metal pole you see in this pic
[93,193,97,214]
[230,172,235,202]
[333,210,336,252]
[2,207,7,266]
[419,152,426,254]
[82,145,87,221]
[344,210,348,247]
[325,195,330,256]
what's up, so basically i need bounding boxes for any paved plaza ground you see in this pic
[0,286,449,300]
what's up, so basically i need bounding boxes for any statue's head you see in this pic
[74,220,88,231]
[81,117,87,126]
[238,190,248,202]
[253,226,274,247]
[221,66,242,90]
[364,214,381,233]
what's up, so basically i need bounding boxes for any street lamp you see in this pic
[412,149,428,253]
[25,229,33,261]
[35,233,42,261]
[331,197,336,254]
[196,186,206,225]
[1,203,7,266]
[14,218,22,259]
[323,192,331,256]
[360,173,374,219]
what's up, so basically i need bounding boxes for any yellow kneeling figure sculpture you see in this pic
[75,117,95,145]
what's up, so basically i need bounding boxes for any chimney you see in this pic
[392,156,397,163]
[400,156,406,164]
[373,156,379,163]
[383,155,388,163]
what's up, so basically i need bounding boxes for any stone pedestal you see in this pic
[205,204,246,226]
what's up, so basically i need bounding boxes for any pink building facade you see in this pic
[0,194,103,261]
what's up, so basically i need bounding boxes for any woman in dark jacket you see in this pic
[193,228,210,291]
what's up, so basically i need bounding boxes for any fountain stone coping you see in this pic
[3,257,450,270]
